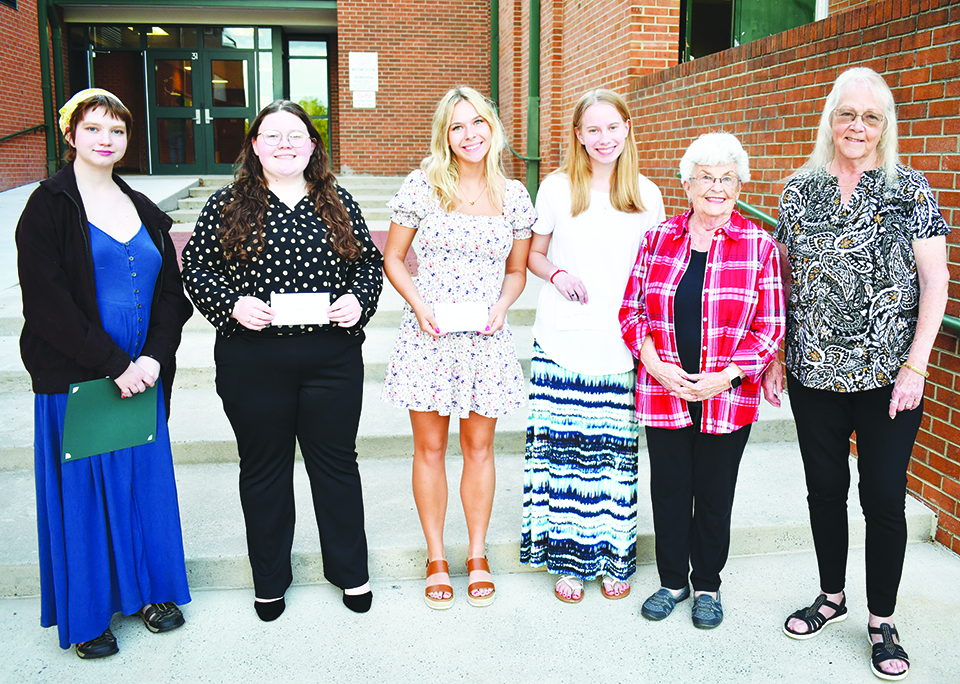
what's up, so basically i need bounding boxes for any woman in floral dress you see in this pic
[382,86,534,609]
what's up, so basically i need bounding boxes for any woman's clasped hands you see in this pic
[114,355,161,399]
[645,358,732,403]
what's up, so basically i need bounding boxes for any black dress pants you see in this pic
[786,372,922,618]
[215,329,369,599]
[645,403,751,593]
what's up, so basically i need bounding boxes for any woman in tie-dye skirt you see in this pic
[520,90,664,602]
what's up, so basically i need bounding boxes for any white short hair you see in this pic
[679,132,751,184]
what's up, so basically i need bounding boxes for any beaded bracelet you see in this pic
[902,363,929,379]
[550,269,566,284]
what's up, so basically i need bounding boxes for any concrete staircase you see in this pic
[0,178,938,599]
[164,174,406,230]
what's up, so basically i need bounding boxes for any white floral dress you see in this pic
[381,170,535,418]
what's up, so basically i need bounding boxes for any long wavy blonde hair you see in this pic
[558,89,645,217]
[421,86,506,212]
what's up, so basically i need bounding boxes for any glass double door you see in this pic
[148,49,256,174]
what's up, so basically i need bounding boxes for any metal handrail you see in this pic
[733,194,960,337]
[735,199,776,228]
[0,124,45,144]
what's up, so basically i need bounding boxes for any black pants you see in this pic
[645,403,751,593]
[786,372,922,618]
[215,329,369,599]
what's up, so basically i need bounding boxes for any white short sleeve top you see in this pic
[531,172,665,375]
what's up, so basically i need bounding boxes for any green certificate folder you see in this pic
[61,378,158,463]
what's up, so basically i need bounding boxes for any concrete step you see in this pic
[335,174,407,190]
[188,186,218,199]
[0,276,797,469]
[176,197,209,211]
[0,373,800,469]
[359,207,395,221]
[0,277,798,469]
[6,541,960,683]
[168,208,202,226]
[170,174,404,225]
[0,442,936,598]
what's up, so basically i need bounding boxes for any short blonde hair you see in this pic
[421,86,506,212]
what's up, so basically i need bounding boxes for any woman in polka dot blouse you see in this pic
[181,100,383,620]
[381,87,534,609]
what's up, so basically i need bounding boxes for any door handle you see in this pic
[205,109,212,124]
[194,109,201,125]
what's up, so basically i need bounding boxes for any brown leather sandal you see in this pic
[424,559,454,610]
[466,556,496,607]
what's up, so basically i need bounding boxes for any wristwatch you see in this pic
[725,365,743,389]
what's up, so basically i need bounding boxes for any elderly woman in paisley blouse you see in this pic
[763,67,950,681]
[182,100,383,620]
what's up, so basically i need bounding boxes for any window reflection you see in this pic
[214,119,247,164]
[146,26,199,49]
[211,60,248,108]
[157,119,195,165]
[89,26,141,49]
[203,27,254,50]
[155,60,193,108]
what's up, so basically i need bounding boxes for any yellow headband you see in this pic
[58,88,124,136]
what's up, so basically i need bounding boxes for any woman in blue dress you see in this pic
[16,89,193,659]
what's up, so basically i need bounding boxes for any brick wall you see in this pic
[335,0,491,175]
[498,0,681,189]
[626,0,960,552]
[498,0,528,181]
[830,0,875,14]
[0,1,47,191]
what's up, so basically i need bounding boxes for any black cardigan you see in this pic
[16,163,193,414]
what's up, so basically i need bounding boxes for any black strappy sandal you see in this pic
[869,623,910,681]
[783,593,848,640]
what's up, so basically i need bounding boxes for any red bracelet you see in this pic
[550,269,566,284]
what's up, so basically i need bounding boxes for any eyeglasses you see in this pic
[833,109,884,128]
[693,174,740,189]
[257,130,311,148]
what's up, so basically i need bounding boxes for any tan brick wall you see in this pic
[627,0,960,553]
[0,1,48,191]
[335,0,491,175]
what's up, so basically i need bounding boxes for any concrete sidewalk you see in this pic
[3,543,960,683]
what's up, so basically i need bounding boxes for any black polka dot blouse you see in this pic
[181,184,384,337]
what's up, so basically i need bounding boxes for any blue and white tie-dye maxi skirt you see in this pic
[520,341,640,581]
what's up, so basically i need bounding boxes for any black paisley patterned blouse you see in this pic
[775,165,950,392]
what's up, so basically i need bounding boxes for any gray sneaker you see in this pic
[692,592,723,629]
[640,586,691,620]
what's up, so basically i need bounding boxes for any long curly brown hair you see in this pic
[219,100,359,262]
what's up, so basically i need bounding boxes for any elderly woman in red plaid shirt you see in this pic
[619,132,785,629]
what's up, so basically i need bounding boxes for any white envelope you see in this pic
[555,298,605,331]
[433,302,489,333]
[270,292,331,326]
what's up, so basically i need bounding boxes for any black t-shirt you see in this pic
[674,249,707,375]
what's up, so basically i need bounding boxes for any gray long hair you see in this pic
[802,67,899,184]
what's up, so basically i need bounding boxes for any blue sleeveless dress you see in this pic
[33,223,190,649]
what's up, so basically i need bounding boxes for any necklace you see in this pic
[459,181,487,206]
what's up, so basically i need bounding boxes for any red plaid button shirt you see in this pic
[619,210,785,434]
